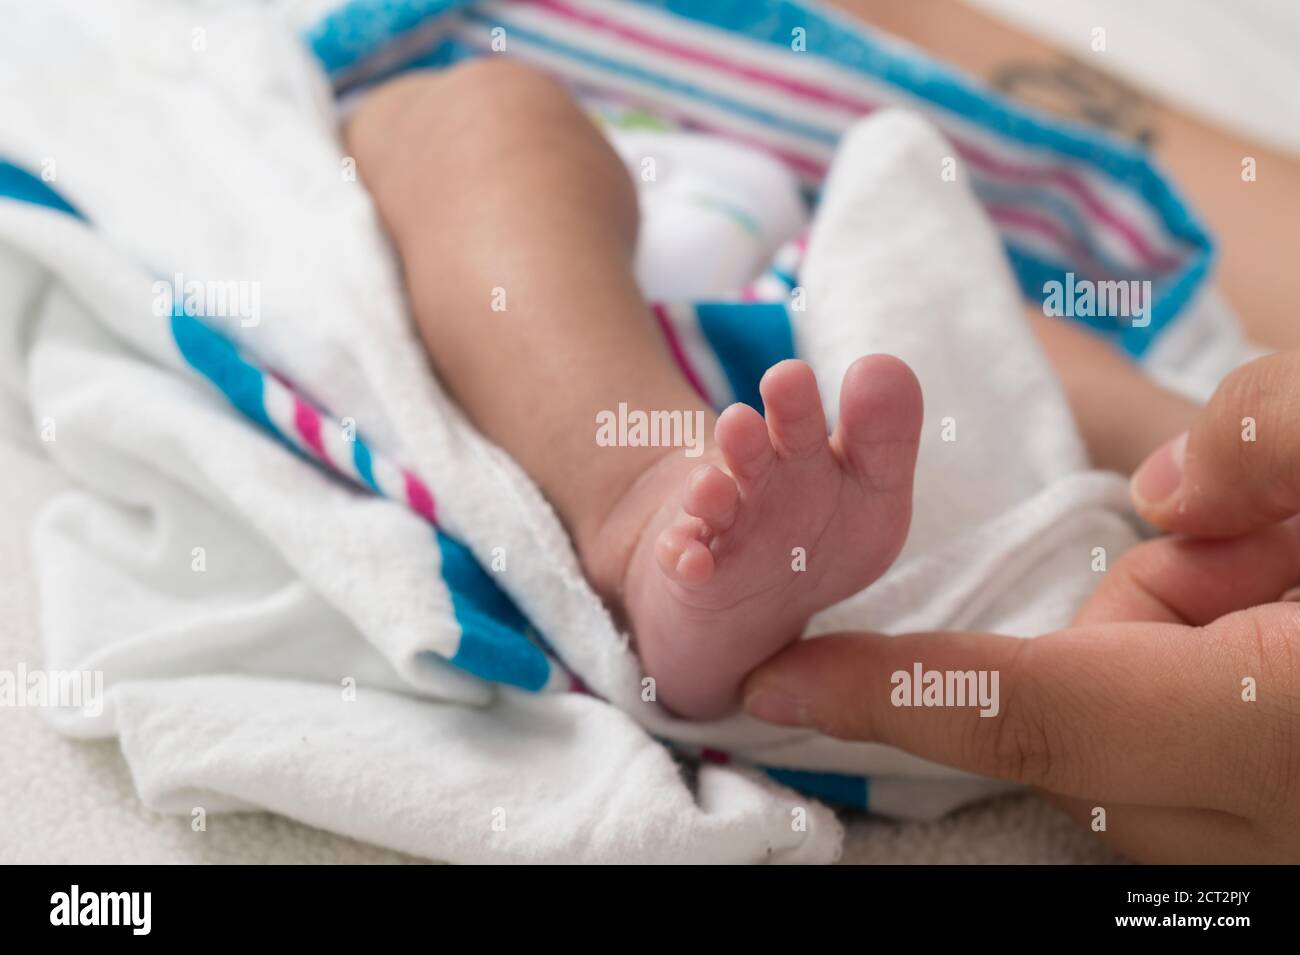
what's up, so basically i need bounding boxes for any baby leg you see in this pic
[345,60,923,719]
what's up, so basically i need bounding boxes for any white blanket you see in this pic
[2,0,1222,863]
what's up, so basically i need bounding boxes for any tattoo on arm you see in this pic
[991,57,1158,146]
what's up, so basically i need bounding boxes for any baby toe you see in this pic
[655,526,716,586]
[759,359,830,461]
[683,464,739,531]
[715,402,775,485]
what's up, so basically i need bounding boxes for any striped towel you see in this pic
[314,0,1213,360]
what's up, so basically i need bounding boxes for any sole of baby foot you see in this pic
[618,354,923,720]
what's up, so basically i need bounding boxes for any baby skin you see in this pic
[345,59,1196,719]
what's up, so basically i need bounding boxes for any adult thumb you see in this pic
[1131,351,1300,536]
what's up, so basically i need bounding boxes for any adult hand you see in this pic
[743,352,1300,862]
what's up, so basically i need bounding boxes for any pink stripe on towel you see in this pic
[986,204,1104,278]
[293,396,329,459]
[404,470,438,524]
[652,303,710,403]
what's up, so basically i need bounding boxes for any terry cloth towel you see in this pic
[0,0,1239,861]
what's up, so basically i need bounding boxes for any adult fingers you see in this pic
[743,604,1300,810]
[1132,351,1300,536]
[1072,524,1300,627]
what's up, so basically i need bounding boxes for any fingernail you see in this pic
[1280,585,1300,602]
[1131,430,1187,508]
[743,682,813,727]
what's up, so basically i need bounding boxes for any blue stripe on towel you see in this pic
[1135,246,1212,356]
[765,766,870,811]
[308,0,478,75]
[0,160,84,219]
[437,532,552,690]
[1003,244,1190,356]
[353,435,380,493]
[170,310,277,434]
[694,302,796,413]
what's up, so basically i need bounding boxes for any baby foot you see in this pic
[621,354,923,719]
